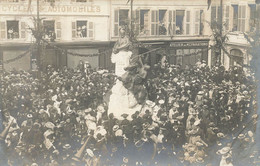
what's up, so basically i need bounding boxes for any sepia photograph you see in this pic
[0,0,260,165]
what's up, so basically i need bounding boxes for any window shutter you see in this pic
[135,9,140,35]
[72,21,76,38]
[56,21,61,39]
[21,22,26,39]
[194,10,200,35]
[151,10,159,36]
[88,21,94,39]
[168,10,176,35]
[225,5,230,31]
[242,5,246,32]
[114,9,119,36]
[211,6,217,23]
[238,5,246,32]
[156,10,159,35]
[186,10,190,35]
[238,6,241,31]
[0,21,6,39]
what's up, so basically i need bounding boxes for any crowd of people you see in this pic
[0,60,258,166]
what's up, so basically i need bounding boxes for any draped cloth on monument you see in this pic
[108,51,142,120]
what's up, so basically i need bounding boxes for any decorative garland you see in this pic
[3,46,33,64]
[2,38,215,65]
[41,39,112,57]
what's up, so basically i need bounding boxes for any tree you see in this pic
[208,20,229,66]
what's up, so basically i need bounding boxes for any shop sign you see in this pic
[0,4,101,13]
[170,41,208,48]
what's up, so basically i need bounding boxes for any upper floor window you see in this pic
[42,20,61,41]
[0,20,26,40]
[231,5,246,32]
[114,9,203,37]
[159,10,167,35]
[176,10,185,35]
[139,10,150,36]
[232,5,238,31]
[7,21,19,39]
[224,6,230,31]
[43,20,56,41]
[238,5,246,32]
[114,9,129,36]
[72,20,94,39]
[76,21,87,38]
[211,6,221,28]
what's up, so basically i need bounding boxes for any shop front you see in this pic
[167,39,209,67]
[137,39,209,68]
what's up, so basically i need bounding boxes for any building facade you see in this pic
[0,0,259,71]
[111,0,211,68]
[0,0,112,71]
[210,0,259,69]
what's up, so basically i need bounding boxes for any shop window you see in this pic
[232,5,238,31]
[114,9,129,36]
[139,10,150,35]
[176,49,183,65]
[176,10,185,35]
[7,21,19,39]
[43,20,55,41]
[230,49,243,67]
[249,4,256,32]
[159,10,167,35]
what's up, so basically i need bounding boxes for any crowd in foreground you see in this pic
[0,61,258,166]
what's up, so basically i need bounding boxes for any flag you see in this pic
[207,0,211,10]
[27,0,32,12]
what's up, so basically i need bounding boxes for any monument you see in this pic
[107,27,148,120]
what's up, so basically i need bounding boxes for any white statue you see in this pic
[108,27,142,120]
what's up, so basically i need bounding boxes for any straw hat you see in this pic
[238,134,245,139]
[63,144,71,149]
[218,146,231,155]
[86,149,94,158]
[113,125,119,132]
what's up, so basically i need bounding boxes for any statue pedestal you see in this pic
[108,80,142,120]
